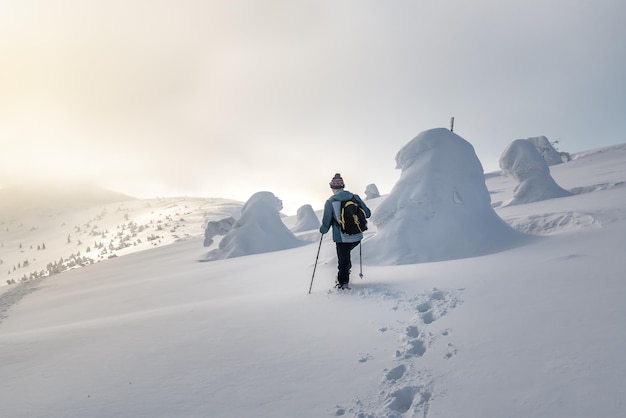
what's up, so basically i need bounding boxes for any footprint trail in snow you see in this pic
[331,285,462,418]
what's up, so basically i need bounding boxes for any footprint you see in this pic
[406,339,427,357]
[421,311,435,324]
[385,364,407,381]
[387,386,418,413]
[430,290,446,301]
[406,325,419,338]
[387,384,433,415]
[336,287,462,418]
[416,301,431,313]
[416,289,459,325]
[397,338,427,358]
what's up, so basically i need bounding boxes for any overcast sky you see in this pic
[1,0,625,214]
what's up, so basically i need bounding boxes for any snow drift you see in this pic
[365,128,527,264]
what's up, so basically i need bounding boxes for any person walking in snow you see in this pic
[319,173,371,289]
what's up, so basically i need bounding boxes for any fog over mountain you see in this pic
[0,184,134,218]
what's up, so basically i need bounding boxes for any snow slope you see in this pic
[0,196,243,287]
[1,143,626,418]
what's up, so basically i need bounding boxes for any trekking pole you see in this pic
[308,234,324,294]
[359,241,364,279]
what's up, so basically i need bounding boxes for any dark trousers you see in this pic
[336,241,360,284]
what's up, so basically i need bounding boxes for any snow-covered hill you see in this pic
[1,142,625,418]
[1,194,242,288]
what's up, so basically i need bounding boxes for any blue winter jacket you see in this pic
[319,190,371,243]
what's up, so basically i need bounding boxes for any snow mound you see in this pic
[291,204,320,233]
[365,183,381,200]
[365,128,526,265]
[499,139,572,206]
[570,181,625,195]
[202,192,306,260]
[526,136,562,165]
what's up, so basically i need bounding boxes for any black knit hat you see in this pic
[329,173,345,189]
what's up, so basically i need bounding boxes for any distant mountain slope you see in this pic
[0,194,243,289]
[0,184,135,218]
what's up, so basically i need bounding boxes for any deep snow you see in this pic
[1,139,626,418]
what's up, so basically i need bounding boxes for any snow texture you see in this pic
[365,128,526,264]
[202,191,306,260]
[499,139,572,207]
[291,204,321,233]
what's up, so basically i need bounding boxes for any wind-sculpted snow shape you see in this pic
[365,183,380,200]
[500,139,572,207]
[291,204,320,233]
[203,217,236,247]
[526,136,563,166]
[366,128,526,265]
[203,192,306,261]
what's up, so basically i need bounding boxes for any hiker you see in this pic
[319,173,371,289]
